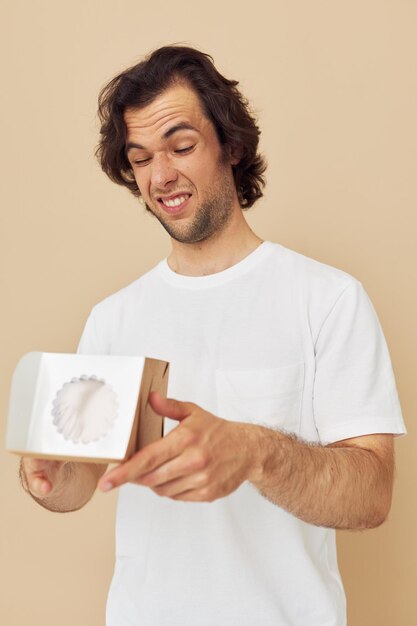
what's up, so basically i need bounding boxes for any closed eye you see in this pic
[131,146,194,166]
[175,145,194,154]
[132,157,150,166]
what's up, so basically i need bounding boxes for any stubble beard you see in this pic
[144,167,236,244]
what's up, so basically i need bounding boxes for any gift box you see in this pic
[6,352,169,463]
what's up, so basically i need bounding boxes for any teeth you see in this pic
[162,195,189,207]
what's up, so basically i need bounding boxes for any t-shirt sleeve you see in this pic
[76,307,108,355]
[313,279,406,444]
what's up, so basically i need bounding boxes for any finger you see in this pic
[151,472,208,498]
[171,487,216,502]
[23,457,63,476]
[148,391,193,422]
[23,457,51,474]
[139,447,208,489]
[29,477,53,497]
[98,433,186,491]
[22,458,66,497]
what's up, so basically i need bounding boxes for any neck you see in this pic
[167,212,263,277]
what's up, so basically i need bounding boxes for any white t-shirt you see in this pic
[78,241,405,626]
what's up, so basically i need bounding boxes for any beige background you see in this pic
[1,1,416,624]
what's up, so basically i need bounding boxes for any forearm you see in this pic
[248,426,394,530]
[20,459,106,513]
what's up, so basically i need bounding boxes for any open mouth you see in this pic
[157,193,191,214]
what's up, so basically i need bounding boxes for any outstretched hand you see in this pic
[98,391,261,502]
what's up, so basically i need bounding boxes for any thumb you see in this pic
[148,391,193,422]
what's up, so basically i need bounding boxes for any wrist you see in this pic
[244,424,291,490]
[243,424,274,485]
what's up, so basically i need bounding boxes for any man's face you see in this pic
[124,83,239,244]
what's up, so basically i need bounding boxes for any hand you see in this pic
[21,457,71,498]
[98,392,261,502]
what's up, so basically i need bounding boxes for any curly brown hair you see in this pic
[96,45,266,209]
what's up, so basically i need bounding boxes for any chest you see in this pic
[110,283,316,438]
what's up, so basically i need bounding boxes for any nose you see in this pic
[150,152,178,190]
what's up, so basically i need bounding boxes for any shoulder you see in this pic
[83,264,164,338]
[77,262,163,354]
[265,242,369,339]
[88,262,161,321]
[266,241,360,300]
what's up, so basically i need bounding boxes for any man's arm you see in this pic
[20,457,108,513]
[249,430,394,529]
[97,393,394,530]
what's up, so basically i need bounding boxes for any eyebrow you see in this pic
[126,123,199,153]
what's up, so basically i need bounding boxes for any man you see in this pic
[21,46,405,625]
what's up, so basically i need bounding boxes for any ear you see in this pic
[226,142,243,166]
